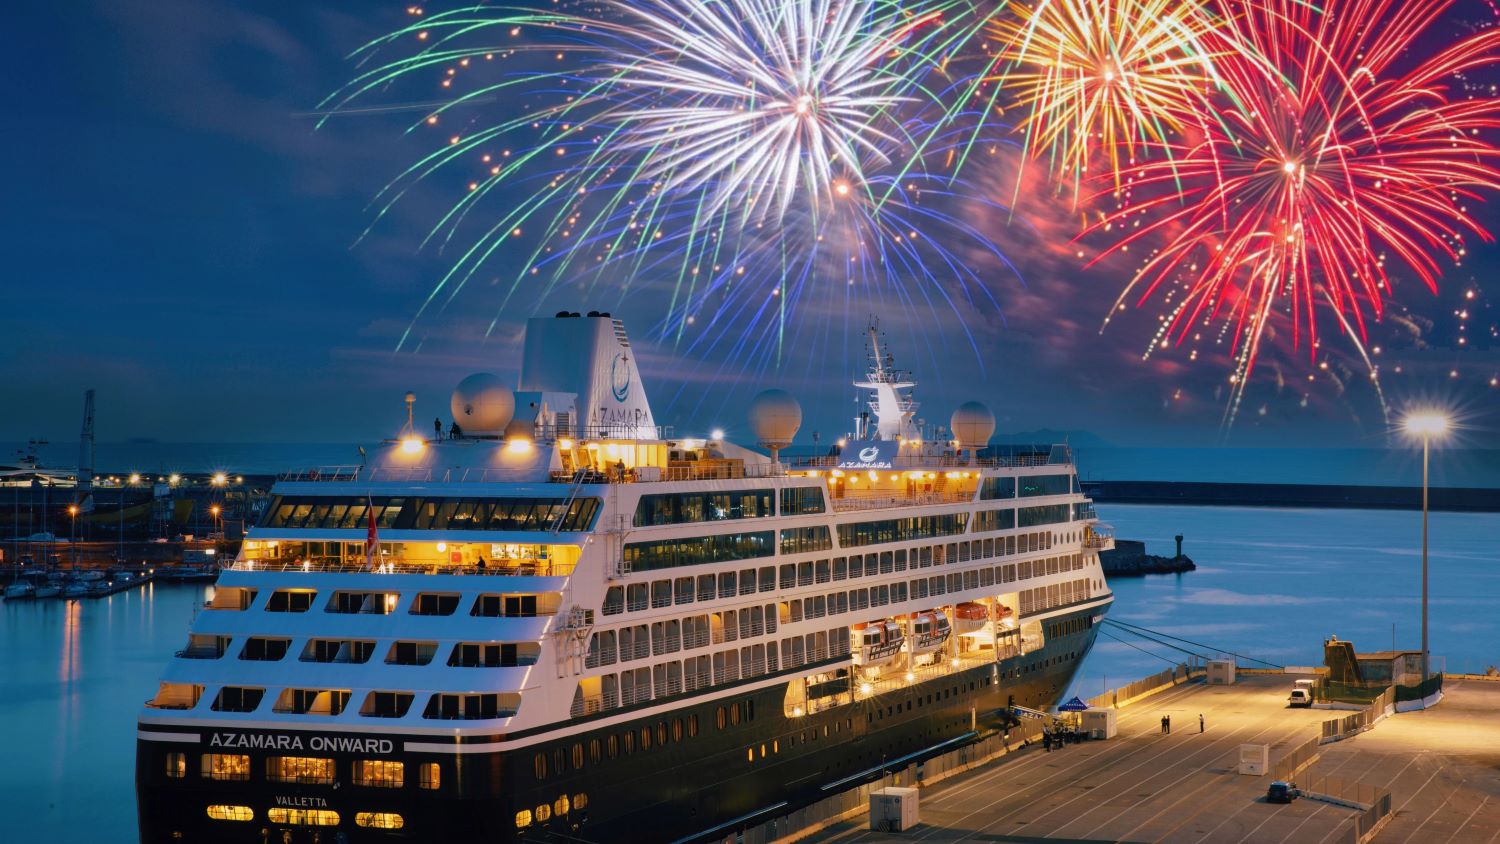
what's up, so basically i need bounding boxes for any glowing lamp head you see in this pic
[506,437,533,454]
[558,438,574,450]
[210,505,221,517]
[211,472,227,486]
[710,428,725,441]
[128,473,141,484]
[168,474,181,485]
[68,505,79,516]
[1402,411,1451,438]
[399,436,425,455]
[859,682,873,697]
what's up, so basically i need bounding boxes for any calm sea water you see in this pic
[0,505,1493,842]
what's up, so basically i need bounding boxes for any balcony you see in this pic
[827,488,973,513]
[229,558,566,577]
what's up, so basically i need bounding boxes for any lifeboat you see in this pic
[851,621,904,668]
[904,610,952,656]
[953,602,988,634]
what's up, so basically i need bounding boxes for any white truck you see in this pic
[1288,678,1316,707]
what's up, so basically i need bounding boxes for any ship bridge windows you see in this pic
[360,691,415,718]
[146,682,203,710]
[210,686,264,713]
[273,689,351,716]
[447,642,539,667]
[633,490,774,527]
[265,589,316,613]
[237,637,289,662]
[205,586,256,610]
[410,592,460,616]
[327,590,398,615]
[422,692,519,720]
[386,641,438,666]
[258,494,601,532]
[300,638,375,664]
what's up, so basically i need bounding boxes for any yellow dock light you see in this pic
[168,474,181,485]
[211,472,227,486]
[1401,411,1451,438]
[128,473,141,484]
[399,436,424,455]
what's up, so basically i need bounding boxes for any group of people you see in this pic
[1041,721,1084,751]
[1159,714,1207,735]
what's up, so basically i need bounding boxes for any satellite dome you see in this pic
[950,401,995,449]
[748,389,802,449]
[450,373,515,435]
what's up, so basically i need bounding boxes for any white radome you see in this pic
[748,389,802,447]
[950,401,995,449]
[451,373,515,435]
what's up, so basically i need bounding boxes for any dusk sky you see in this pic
[5,0,1498,450]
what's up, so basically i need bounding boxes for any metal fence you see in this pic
[1320,687,1394,742]
[1394,673,1443,702]
[1086,663,1199,710]
[1269,734,1322,780]
[727,721,1047,843]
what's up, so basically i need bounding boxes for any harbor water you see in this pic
[0,506,1493,842]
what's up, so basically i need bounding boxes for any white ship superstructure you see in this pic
[137,313,1113,843]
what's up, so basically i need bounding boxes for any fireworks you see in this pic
[325,0,1015,358]
[1089,0,1500,421]
[989,0,1228,192]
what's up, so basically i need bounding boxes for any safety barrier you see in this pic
[1086,663,1202,710]
[1269,734,1322,780]
[1299,775,1394,843]
[1320,687,1394,743]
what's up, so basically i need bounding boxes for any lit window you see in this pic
[266,756,335,785]
[355,812,404,829]
[353,759,404,788]
[418,762,441,790]
[746,747,753,762]
[205,805,254,822]
[536,803,552,822]
[266,808,340,826]
[164,752,186,779]
[554,795,570,816]
[516,810,533,829]
[573,792,588,810]
[200,754,250,781]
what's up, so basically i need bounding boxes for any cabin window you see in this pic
[265,589,315,613]
[410,593,460,616]
[387,641,437,666]
[516,810,533,829]
[210,687,263,713]
[205,805,254,822]
[238,637,289,661]
[266,808,339,826]
[164,752,186,778]
[355,813,404,829]
[418,762,441,790]
[200,754,250,781]
[353,760,404,788]
[266,756,335,785]
[360,691,414,718]
[273,689,350,716]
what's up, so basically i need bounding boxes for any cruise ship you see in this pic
[136,313,1114,843]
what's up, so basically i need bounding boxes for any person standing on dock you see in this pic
[1199,714,1205,733]
[1161,715,1170,735]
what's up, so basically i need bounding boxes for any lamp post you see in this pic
[67,504,79,569]
[1402,411,1450,681]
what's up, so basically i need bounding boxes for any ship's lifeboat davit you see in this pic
[851,621,904,668]
[904,611,952,656]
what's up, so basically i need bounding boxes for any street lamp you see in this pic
[1401,410,1451,680]
[67,504,79,568]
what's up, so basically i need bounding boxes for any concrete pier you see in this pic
[811,673,1500,843]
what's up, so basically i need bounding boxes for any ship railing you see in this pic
[682,630,711,650]
[228,558,564,577]
[785,449,1064,471]
[175,647,227,660]
[828,489,974,513]
[547,460,787,485]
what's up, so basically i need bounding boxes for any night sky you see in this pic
[5,0,1497,450]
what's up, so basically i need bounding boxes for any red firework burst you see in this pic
[1092,0,1500,383]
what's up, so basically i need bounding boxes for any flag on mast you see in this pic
[364,497,379,571]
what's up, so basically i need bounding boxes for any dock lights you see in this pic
[400,436,425,455]
[711,428,725,441]
[211,472,227,486]
[1400,409,1452,682]
[128,473,141,484]
[168,473,181,485]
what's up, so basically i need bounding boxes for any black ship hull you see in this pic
[138,604,1103,843]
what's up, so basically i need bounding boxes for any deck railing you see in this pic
[228,558,566,577]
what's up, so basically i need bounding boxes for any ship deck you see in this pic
[812,673,1500,844]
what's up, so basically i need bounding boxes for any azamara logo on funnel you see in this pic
[836,441,897,470]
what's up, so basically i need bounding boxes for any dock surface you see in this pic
[811,674,1500,843]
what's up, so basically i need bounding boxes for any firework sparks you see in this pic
[989,0,1229,192]
[324,0,1017,359]
[1090,0,1500,423]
